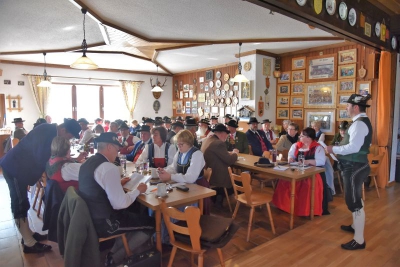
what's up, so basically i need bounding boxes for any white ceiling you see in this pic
[0,0,345,75]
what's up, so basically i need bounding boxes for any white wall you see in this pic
[0,62,172,131]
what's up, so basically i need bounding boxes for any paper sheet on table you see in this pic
[124,173,152,191]
[273,166,289,171]
[318,141,338,161]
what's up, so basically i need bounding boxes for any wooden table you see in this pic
[232,153,325,230]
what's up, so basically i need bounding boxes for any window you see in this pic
[103,86,129,121]
[76,85,100,122]
[47,85,72,124]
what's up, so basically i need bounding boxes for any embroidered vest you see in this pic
[177,147,204,178]
[147,142,170,168]
[46,157,78,192]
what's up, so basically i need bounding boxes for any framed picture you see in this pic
[197,93,205,103]
[290,108,304,120]
[337,109,351,121]
[292,56,306,70]
[179,91,183,99]
[204,106,210,113]
[205,70,213,81]
[306,54,337,82]
[191,108,197,114]
[338,49,357,65]
[185,101,191,107]
[211,106,219,114]
[176,101,183,114]
[357,81,372,96]
[291,70,305,83]
[199,77,204,83]
[192,101,197,108]
[18,81,25,86]
[337,94,352,107]
[184,92,189,98]
[185,108,191,114]
[4,80,11,85]
[338,64,356,79]
[338,79,356,93]
[204,84,209,91]
[241,81,251,100]
[304,82,337,108]
[233,85,238,91]
[277,96,290,107]
[189,90,193,98]
[262,58,271,76]
[291,83,305,94]
[183,84,189,91]
[277,108,289,119]
[277,84,290,95]
[364,22,371,37]
[304,109,336,135]
[277,71,291,83]
[290,96,304,107]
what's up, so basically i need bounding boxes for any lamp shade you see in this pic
[151,86,164,92]
[37,80,52,87]
[273,70,282,78]
[70,55,98,69]
[232,73,249,83]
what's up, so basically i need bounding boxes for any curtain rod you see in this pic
[22,74,144,83]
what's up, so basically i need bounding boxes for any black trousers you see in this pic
[3,169,30,219]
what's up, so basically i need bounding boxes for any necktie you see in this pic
[230,134,235,144]
[256,132,268,152]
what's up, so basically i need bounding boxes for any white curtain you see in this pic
[121,81,142,121]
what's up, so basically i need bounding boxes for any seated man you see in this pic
[246,117,272,156]
[276,122,299,151]
[262,119,278,145]
[166,121,184,144]
[226,119,249,153]
[78,118,93,145]
[198,119,213,144]
[126,125,153,162]
[79,132,155,265]
[184,118,200,148]
[108,121,120,136]
[118,122,140,155]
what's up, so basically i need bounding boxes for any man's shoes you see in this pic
[340,225,355,233]
[21,232,48,244]
[341,239,366,250]
[322,210,330,215]
[23,242,52,254]
[105,252,114,266]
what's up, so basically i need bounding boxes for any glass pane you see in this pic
[103,86,129,122]
[76,85,100,122]
[47,85,72,124]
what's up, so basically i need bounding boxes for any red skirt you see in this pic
[272,174,323,216]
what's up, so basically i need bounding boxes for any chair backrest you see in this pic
[369,144,379,156]
[160,200,202,251]
[262,151,271,159]
[248,145,253,155]
[280,149,289,161]
[11,138,19,148]
[228,167,253,204]
[203,168,212,183]
[368,152,385,176]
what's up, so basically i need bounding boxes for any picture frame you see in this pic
[233,85,238,91]
[204,84,209,91]
[290,96,304,107]
[291,83,305,94]
[189,90,193,98]
[191,107,197,114]
[183,84,189,91]
[277,96,290,107]
[337,94,352,107]
[179,91,183,99]
[4,80,11,85]
[199,77,204,83]
[292,56,306,70]
[192,101,198,108]
[338,78,356,93]
[357,81,372,96]
[290,108,304,120]
[306,54,337,82]
[277,84,290,95]
[197,93,205,103]
[277,108,289,119]
[291,70,305,83]
[337,108,351,121]
[185,108,191,114]
[185,101,191,108]
[364,22,371,37]
[18,81,25,86]
[184,92,189,98]
[241,81,251,100]
[304,82,337,108]
[338,49,357,65]
[211,106,219,114]
[304,109,336,135]
[176,101,183,114]
[6,95,23,112]
[277,71,291,83]
[205,70,213,81]
[263,58,272,76]
[204,106,210,113]
[338,64,356,79]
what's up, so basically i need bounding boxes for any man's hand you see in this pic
[158,168,171,182]
[232,148,239,154]
[120,177,131,186]
[137,183,147,194]
[326,145,334,154]
[76,152,88,163]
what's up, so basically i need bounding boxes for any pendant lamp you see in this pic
[232,43,249,83]
[70,9,98,70]
[151,65,164,92]
[37,52,52,87]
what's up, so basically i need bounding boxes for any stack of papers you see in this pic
[273,166,289,171]
[123,173,152,191]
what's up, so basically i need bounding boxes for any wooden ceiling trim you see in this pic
[235,49,279,58]
[173,62,238,76]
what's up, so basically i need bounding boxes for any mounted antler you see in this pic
[150,77,167,88]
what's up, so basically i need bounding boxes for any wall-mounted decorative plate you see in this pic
[375,22,381,37]
[221,90,226,98]
[325,0,336,15]
[215,79,222,88]
[244,62,251,71]
[153,100,161,114]
[229,90,234,97]
[193,94,197,101]
[223,83,229,91]
[209,80,214,88]
[200,83,204,90]
[233,97,239,105]
[215,88,221,96]
[348,8,356,26]
[225,97,232,105]
[216,71,222,79]
[220,98,225,104]
[296,0,307,6]
[229,79,235,86]
[338,2,347,20]
[223,73,230,81]
[193,78,197,84]
[216,98,220,104]
[210,99,215,106]
[391,36,398,50]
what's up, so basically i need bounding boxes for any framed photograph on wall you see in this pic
[291,70,305,83]
[290,96,304,107]
[304,109,336,135]
[185,108,191,114]
[338,79,356,93]
[290,108,304,120]
[191,108,197,114]
[337,109,351,121]
[277,71,291,83]
[357,81,372,96]
[277,96,290,107]
[197,93,205,103]
[338,49,357,65]
[292,56,306,70]
[338,64,356,79]
[192,101,197,108]
[277,84,290,95]
[183,84,189,91]
[184,92,189,98]
[176,101,183,114]
[291,83,304,94]
[185,101,191,107]
[306,54,337,82]
[337,94,352,107]
[179,91,183,99]
[277,108,289,119]
[304,82,337,108]
[241,81,251,100]
[211,106,219,114]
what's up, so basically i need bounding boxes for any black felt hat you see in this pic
[78,118,89,125]
[212,123,230,134]
[63,118,81,139]
[338,121,349,130]
[171,121,184,129]
[199,119,210,125]
[137,125,151,132]
[175,116,184,122]
[118,122,130,130]
[347,94,371,107]
[262,119,272,124]
[12,118,25,123]
[142,117,155,124]
[226,119,238,128]
[224,114,233,119]
[185,118,197,127]
[210,115,219,120]
[247,117,260,124]
[95,132,123,147]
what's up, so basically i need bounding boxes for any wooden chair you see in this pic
[99,234,132,257]
[11,138,19,148]
[251,151,277,190]
[229,167,275,242]
[362,152,385,200]
[32,173,47,217]
[204,168,232,213]
[160,200,238,267]
[248,145,253,155]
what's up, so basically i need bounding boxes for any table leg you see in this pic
[290,179,296,230]
[155,209,162,252]
[199,198,204,215]
[310,174,315,221]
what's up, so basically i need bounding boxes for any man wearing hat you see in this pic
[175,116,184,123]
[127,125,153,163]
[118,122,140,155]
[79,132,155,264]
[326,94,372,250]
[163,116,172,132]
[166,121,184,144]
[142,117,155,130]
[226,119,249,153]
[0,118,80,253]
[198,118,213,143]
[330,121,350,146]
[262,119,278,145]
[12,117,28,140]
[224,114,233,124]
[78,118,93,145]
[185,117,200,148]
[210,115,219,129]
[246,117,272,156]
[201,123,238,207]
[154,117,164,127]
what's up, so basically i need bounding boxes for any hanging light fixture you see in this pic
[150,65,164,92]
[70,8,98,70]
[37,52,52,87]
[232,43,249,83]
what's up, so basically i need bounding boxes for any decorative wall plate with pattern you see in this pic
[229,79,235,86]
[228,90,234,97]
[225,97,232,105]
[223,73,230,81]
[325,0,336,15]
[215,79,222,88]
[233,96,238,105]
[209,80,214,88]
[200,83,204,90]
[210,99,215,106]
[215,88,221,96]
[220,98,225,104]
[224,83,230,90]
[348,8,356,26]
[216,71,222,79]
[221,90,226,98]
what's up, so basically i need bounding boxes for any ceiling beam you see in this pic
[174,62,238,76]
[235,49,279,58]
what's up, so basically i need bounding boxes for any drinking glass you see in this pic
[119,155,127,176]
[298,154,305,171]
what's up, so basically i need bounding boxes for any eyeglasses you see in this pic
[287,128,296,131]
[177,143,186,147]
[299,134,308,138]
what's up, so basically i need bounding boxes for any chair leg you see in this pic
[337,172,343,193]
[168,246,178,267]
[198,252,204,267]
[37,186,45,217]
[217,248,225,267]
[362,183,365,201]
[266,203,276,234]
[232,202,240,219]
[121,233,132,256]
[223,188,232,213]
[372,176,380,198]
[191,253,195,266]
[32,182,41,210]
[247,207,255,242]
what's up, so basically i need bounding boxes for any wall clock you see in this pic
[348,8,356,26]
[325,0,336,15]
[296,0,307,6]
[338,2,347,20]
[391,36,398,50]
[375,22,381,38]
